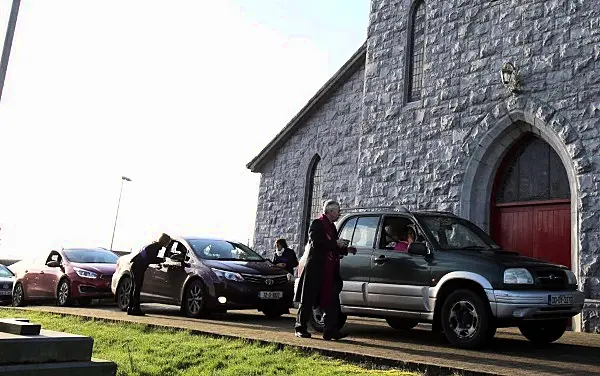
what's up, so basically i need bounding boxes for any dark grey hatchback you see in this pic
[112,237,294,318]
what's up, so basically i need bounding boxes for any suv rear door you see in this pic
[367,214,432,311]
[338,215,379,307]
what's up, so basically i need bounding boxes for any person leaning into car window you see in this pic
[272,238,299,275]
[127,233,171,316]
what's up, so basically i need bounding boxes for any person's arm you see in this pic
[287,249,299,269]
[309,219,338,253]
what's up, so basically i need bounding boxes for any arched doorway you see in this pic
[491,134,572,267]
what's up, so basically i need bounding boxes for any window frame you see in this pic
[405,0,427,104]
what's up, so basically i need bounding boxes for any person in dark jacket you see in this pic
[294,200,356,340]
[127,233,171,316]
[272,238,299,275]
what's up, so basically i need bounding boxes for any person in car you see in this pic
[127,233,172,316]
[272,238,299,275]
[385,225,416,252]
[294,200,356,341]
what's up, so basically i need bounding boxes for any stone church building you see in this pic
[246,0,600,331]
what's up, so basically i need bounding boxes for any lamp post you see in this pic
[109,176,132,251]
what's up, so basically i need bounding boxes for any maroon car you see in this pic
[12,248,118,307]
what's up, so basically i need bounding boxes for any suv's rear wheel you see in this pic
[182,279,208,318]
[441,289,492,349]
[518,319,567,344]
[386,318,419,330]
[309,306,347,333]
[116,276,132,311]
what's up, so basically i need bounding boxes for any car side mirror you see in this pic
[408,242,428,256]
[46,260,60,268]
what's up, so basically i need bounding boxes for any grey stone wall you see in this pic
[360,0,600,329]
[252,66,365,257]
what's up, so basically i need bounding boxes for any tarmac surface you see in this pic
[10,303,600,376]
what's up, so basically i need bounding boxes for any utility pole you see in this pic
[0,0,21,103]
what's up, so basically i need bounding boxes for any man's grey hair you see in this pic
[322,199,340,214]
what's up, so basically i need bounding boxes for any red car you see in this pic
[12,248,118,307]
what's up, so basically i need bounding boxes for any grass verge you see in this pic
[0,308,418,376]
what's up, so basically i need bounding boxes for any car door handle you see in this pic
[373,255,387,264]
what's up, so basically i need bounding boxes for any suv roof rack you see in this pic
[417,210,457,216]
[343,206,410,213]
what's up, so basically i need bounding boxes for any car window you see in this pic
[62,249,119,264]
[351,216,379,248]
[188,239,263,261]
[0,265,13,277]
[338,217,358,243]
[417,215,500,250]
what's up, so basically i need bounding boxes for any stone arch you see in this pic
[458,96,591,331]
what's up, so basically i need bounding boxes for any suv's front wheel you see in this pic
[441,289,492,349]
[309,306,347,333]
[518,319,567,344]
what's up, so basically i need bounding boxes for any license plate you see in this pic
[548,295,573,305]
[0,291,11,295]
[259,291,283,299]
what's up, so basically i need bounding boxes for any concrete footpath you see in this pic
[10,304,600,376]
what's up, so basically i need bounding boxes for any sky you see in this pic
[0,0,369,259]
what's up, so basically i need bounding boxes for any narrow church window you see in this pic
[308,157,323,222]
[407,0,426,102]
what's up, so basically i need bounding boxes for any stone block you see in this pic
[0,319,41,336]
[0,329,93,364]
[0,359,117,376]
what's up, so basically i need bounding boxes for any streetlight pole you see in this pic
[109,176,132,251]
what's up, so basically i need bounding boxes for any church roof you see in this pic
[246,42,366,173]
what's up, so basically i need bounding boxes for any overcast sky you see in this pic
[0,0,369,258]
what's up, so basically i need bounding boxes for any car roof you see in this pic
[340,208,458,218]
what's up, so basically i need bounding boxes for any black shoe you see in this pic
[323,331,347,341]
[127,310,145,316]
[295,331,312,338]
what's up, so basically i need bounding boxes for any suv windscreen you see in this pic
[188,239,264,261]
[416,215,500,250]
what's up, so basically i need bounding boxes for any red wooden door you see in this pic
[492,201,571,267]
[491,134,571,268]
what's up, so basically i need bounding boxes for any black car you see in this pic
[112,237,294,318]
[0,264,15,304]
[297,208,584,349]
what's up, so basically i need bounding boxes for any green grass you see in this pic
[0,308,418,376]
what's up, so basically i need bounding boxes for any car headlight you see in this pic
[211,268,244,282]
[565,270,578,285]
[74,267,98,279]
[504,268,534,284]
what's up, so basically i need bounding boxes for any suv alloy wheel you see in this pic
[12,282,25,307]
[441,289,494,349]
[309,306,347,333]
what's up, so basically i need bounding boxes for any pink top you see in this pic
[394,242,409,252]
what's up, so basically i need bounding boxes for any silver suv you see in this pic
[296,207,584,349]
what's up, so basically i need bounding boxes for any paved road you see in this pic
[12,303,600,376]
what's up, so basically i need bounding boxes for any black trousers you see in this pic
[295,291,341,335]
[128,263,146,312]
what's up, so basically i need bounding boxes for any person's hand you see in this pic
[347,246,357,255]
[336,239,349,248]
[276,263,286,268]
